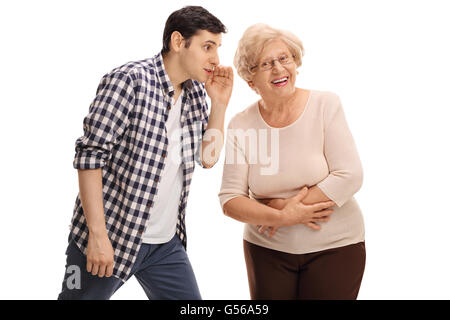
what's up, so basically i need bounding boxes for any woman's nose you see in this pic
[271,61,283,73]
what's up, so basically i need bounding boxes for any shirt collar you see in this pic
[153,51,195,98]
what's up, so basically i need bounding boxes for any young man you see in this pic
[58,6,233,300]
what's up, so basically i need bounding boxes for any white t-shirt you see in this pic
[142,92,184,244]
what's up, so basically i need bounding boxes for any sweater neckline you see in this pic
[256,89,313,130]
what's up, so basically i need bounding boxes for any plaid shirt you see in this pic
[69,52,209,282]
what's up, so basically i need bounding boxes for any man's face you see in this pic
[179,30,222,83]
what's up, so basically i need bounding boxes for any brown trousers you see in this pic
[243,240,366,300]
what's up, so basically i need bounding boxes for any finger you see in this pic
[268,227,279,238]
[218,66,226,77]
[228,67,234,80]
[215,68,232,83]
[312,216,330,222]
[258,226,268,234]
[105,263,114,278]
[91,264,99,276]
[294,186,309,202]
[106,263,114,278]
[86,261,93,273]
[220,66,232,78]
[227,69,234,83]
[306,222,321,231]
[98,264,106,278]
[311,201,335,212]
[262,226,273,237]
[224,66,232,79]
[313,209,334,218]
[214,66,223,77]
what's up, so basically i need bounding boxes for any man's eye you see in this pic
[261,62,270,67]
[204,45,211,50]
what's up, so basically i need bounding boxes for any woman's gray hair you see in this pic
[234,23,305,82]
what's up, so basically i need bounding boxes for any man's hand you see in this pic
[205,66,233,107]
[200,66,233,168]
[86,231,115,278]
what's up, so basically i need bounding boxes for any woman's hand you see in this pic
[258,198,286,210]
[257,187,335,237]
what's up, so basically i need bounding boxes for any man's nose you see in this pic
[210,53,220,67]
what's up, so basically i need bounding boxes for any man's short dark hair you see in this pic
[162,6,227,55]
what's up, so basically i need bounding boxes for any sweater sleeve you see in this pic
[218,119,250,210]
[317,93,363,207]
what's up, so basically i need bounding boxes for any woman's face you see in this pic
[248,39,297,100]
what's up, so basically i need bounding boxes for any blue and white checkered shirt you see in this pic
[69,52,209,282]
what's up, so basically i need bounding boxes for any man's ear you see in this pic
[170,31,184,53]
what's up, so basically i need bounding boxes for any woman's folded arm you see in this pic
[317,94,363,207]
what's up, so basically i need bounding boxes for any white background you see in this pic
[1,0,449,299]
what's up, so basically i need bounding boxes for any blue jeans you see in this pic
[57,234,202,300]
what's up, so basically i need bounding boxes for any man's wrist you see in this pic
[210,100,228,110]
[88,225,108,237]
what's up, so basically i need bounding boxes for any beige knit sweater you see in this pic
[218,89,365,254]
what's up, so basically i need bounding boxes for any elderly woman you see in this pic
[218,24,366,300]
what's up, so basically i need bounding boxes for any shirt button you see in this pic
[146,201,152,208]
[138,228,144,234]
[167,105,171,110]
[162,152,167,158]
[155,177,159,182]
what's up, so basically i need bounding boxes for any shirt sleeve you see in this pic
[317,93,363,207]
[218,119,250,209]
[194,87,210,168]
[73,71,135,170]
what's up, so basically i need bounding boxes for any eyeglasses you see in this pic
[249,53,296,72]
